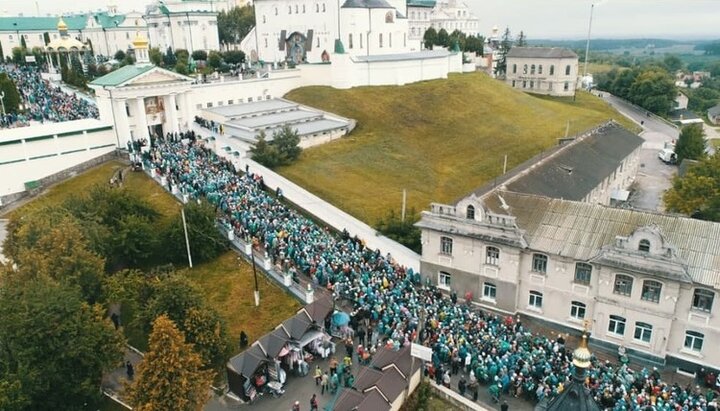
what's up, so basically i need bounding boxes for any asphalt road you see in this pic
[596,92,679,212]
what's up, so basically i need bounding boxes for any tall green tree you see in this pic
[0,277,124,411]
[217,5,255,46]
[163,200,227,266]
[0,72,21,113]
[664,153,720,221]
[149,47,163,66]
[126,315,213,411]
[437,28,450,48]
[674,124,706,163]
[191,50,208,61]
[272,125,302,163]
[423,27,437,50]
[207,51,222,69]
[516,31,527,47]
[495,27,513,76]
[114,49,126,61]
[627,68,676,115]
[250,131,281,168]
[223,50,245,65]
[164,46,177,66]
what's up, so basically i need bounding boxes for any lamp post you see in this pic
[246,236,260,307]
[582,3,595,79]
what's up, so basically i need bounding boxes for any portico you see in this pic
[89,33,194,150]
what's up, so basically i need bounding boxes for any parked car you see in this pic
[658,148,677,164]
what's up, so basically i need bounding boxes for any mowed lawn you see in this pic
[282,72,639,225]
[4,159,300,351]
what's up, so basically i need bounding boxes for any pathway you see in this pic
[191,123,421,273]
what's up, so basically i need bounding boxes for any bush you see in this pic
[114,50,126,61]
[376,209,421,253]
[250,126,303,168]
[162,200,228,265]
[191,50,208,61]
[0,72,21,113]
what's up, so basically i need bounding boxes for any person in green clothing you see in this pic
[489,382,501,403]
[345,374,355,388]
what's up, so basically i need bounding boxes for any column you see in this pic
[134,97,150,142]
[165,94,179,135]
[113,99,131,149]
[181,92,192,132]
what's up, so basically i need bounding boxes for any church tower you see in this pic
[132,32,150,65]
[544,333,602,411]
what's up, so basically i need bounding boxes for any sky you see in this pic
[1,0,719,40]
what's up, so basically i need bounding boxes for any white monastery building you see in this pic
[505,47,579,97]
[144,0,223,54]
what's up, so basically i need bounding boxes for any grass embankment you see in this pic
[4,160,300,351]
[282,72,639,225]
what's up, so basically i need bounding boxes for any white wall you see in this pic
[505,56,579,97]
[0,119,116,197]
[146,12,220,53]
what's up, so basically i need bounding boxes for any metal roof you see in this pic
[204,99,298,118]
[708,104,720,118]
[406,0,436,7]
[0,13,133,31]
[341,0,394,8]
[335,388,390,411]
[507,47,578,59]
[483,191,720,287]
[503,122,644,201]
[89,64,154,87]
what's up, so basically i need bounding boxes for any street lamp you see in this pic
[582,3,595,79]
[244,236,260,307]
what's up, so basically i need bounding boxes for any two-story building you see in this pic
[505,47,579,97]
[144,0,221,54]
[416,122,720,373]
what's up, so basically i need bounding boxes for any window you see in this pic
[565,65,571,75]
[523,64,528,74]
[512,64,517,74]
[570,301,586,319]
[275,7,278,15]
[207,102,213,108]
[692,289,714,312]
[316,36,320,47]
[550,65,555,75]
[608,315,626,335]
[322,3,326,12]
[315,4,319,12]
[466,205,475,219]
[439,271,451,289]
[530,80,534,89]
[531,64,536,74]
[264,38,268,47]
[8,35,12,40]
[564,82,569,91]
[389,32,392,48]
[614,275,633,296]
[360,33,363,48]
[538,65,543,74]
[440,236,453,255]
[262,15,266,23]
[574,263,592,285]
[641,280,662,303]
[303,4,306,12]
[532,254,548,274]
[486,247,500,266]
[522,80,527,88]
[529,291,543,309]
[512,80,516,87]
[385,11,394,23]
[288,5,292,13]
[638,239,650,252]
[295,5,298,13]
[483,282,496,300]
[348,33,353,49]
[228,100,234,105]
[633,322,652,343]
[379,33,383,48]
[684,331,704,352]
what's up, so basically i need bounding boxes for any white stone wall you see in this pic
[505,56,579,97]
[146,12,220,53]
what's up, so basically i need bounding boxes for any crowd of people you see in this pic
[0,64,98,128]
[144,136,718,411]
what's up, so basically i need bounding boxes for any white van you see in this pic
[658,148,677,164]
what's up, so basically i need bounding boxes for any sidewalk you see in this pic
[192,123,421,273]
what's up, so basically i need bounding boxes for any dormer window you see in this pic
[466,205,475,220]
[639,239,650,252]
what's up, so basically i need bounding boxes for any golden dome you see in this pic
[132,33,149,48]
[57,17,68,31]
[572,333,592,369]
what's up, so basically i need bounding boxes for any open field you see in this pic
[3,160,300,352]
[282,72,639,225]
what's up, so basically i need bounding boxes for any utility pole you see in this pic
[401,189,407,222]
[503,154,508,174]
[251,242,260,307]
[583,4,595,79]
[181,208,193,268]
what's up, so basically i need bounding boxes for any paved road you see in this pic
[596,92,679,212]
[192,124,422,273]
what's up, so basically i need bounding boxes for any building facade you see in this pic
[428,0,478,36]
[144,0,221,54]
[407,0,434,51]
[505,47,579,97]
[416,122,720,373]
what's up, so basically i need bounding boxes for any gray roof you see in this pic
[204,99,297,119]
[546,379,602,411]
[498,122,643,202]
[708,104,720,118]
[507,47,578,59]
[354,49,451,63]
[482,191,720,287]
[341,0,394,8]
[334,388,390,411]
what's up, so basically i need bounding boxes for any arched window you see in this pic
[275,7,278,15]
[512,64,517,74]
[565,65,571,75]
[288,5,292,13]
[530,64,535,74]
[570,301,586,319]
[262,15,266,23]
[529,291,543,309]
[315,3,319,12]
[608,315,626,335]
[634,322,653,343]
[613,274,633,296]
[486,246,500,265]
[385,11,394,23]
[466,205,475,219]
[303,4,306,12]
[685,331,704,352]
[322,3,326,12]
[549,65,555,75]
[295,4,298,13]
[483,282,496,300]
[538,65,543,74]
[523,64,528,74]
[639,239,650,252]
[348,33,353,49]
[440,236,453,255]
[641,280,662,303]
[379,33,383,48]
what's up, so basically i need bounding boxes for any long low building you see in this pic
[416,122,720,374]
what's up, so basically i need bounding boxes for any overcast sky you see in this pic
[1,0,718,40]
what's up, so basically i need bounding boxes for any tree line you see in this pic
[595,65,677,116]
[0,184,232,410]
[422,28,485,55]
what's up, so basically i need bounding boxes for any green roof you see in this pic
[90,64,154,87]
[406,0,436,7]
[0,15,86,31]
[93,12,127,29]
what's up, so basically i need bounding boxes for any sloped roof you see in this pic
[708,104,720,118]
[482,191,720,287]
[507,47,578,59]
[335,388,390,411]
[93,13,128,29]
[546,379,602,411]
[89,64,155,87]
[406,0,436,7]
[255,328,289,358]
[0,16,86,31]
[501,122,644,202]
[342,0,394,8]
[371,345,414,377]
[280,314,312,340]
[227,345,268,377]
[300,296,333,324]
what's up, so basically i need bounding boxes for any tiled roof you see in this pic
[482,191,720,287]
[89,64,155,87]
[507,47,578,59]
[501,122,644,202]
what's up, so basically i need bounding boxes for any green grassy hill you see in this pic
[281,72,638,225]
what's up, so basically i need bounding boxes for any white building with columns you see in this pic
[144,0,221,54]
[90,33,195,148]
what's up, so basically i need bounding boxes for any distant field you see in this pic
[282,72,639,225]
